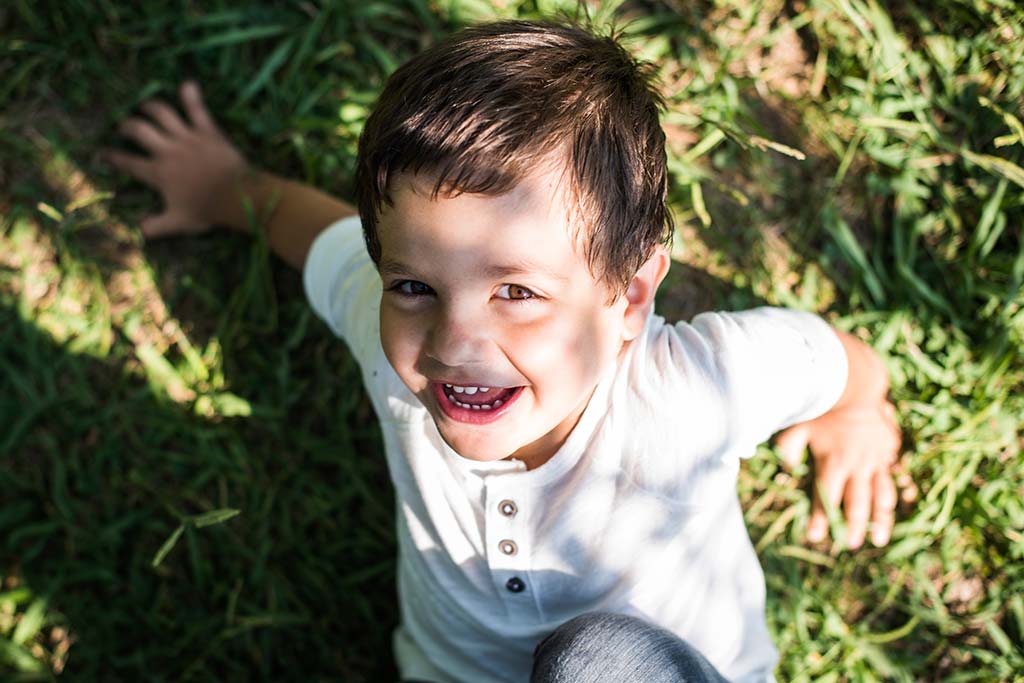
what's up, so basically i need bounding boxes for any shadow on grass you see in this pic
[1,120,398,680]
[1,275,399,682]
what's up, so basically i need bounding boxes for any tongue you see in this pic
[456,387,515,406]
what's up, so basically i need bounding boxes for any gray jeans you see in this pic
[407,611,730,683]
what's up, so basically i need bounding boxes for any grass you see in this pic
[1,0,1022,680]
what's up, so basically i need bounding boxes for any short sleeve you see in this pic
[697,307,847,452]
[302,214,382,366]
[650,307,848,458]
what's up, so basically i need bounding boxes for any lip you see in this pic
[430,382,524,425]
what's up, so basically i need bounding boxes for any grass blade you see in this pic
[151,524,185,568]
[192,508,241,528]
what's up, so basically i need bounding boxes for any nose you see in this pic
[424,301,490,368]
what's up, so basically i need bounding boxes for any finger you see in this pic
[808,460,846,543]
[843,474,873,550]
[140,100,189,137]
[891,456,918,504]
[775,423,810,470]
[104,149,157,185]
[870,468,898,547]
[140,212,187,238]
[119,117,171,153]
[181,81,216,132]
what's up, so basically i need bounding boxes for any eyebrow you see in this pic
[379,259,569,283]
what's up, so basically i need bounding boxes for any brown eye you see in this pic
[498,284,536,301]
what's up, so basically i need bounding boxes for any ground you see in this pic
[1,1,1023,681]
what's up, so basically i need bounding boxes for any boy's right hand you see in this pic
[105,81,248,238]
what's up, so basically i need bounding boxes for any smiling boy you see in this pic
[372,166,639,468]
[108,19,902,683]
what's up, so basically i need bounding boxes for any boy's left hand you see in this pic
[775,398,902,550]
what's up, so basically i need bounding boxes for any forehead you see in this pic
[377,163,593,279]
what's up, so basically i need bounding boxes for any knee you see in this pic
[534,612,645,660]
[530,612,659,682]
[530,612,723,683]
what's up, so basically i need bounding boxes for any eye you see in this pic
[390,280,434,296]
[497,284,537,301]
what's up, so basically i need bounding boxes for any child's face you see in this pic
[375,163,637,469]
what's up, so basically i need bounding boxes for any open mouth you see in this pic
[431,382,524,424]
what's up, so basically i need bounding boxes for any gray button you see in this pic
[506,576,525,593]
[499,500,517,517]
[499,540,517,556]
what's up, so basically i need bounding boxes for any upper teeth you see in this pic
[445,384,490,394]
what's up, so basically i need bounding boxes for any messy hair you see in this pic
[354,19,673,294]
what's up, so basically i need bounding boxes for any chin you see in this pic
[436,426,517,462]
[449,440,516,462]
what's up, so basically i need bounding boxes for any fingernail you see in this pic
[807,522,826,543]
[871,527,891,546]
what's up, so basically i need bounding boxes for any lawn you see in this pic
[1,0,1022,681]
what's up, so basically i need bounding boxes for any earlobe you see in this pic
[622,247,671,340]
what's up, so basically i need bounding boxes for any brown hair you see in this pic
[354,19,673,294]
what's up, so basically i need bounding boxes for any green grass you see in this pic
[1,0,1022,681]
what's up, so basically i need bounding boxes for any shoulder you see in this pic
[632,309,759,389]
[303,215,372,311]
[647,307,843,374]
[303,215,381,350]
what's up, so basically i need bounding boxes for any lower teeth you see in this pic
[448,394,506,411]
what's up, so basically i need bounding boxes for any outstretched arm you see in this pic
[776,330,907,550]
[105,81,356,270]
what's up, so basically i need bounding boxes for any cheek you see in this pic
[508,306,621,394]
[380,306,423,377]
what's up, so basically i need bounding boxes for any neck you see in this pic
[505,396,589,471]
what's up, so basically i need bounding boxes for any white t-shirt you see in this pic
[304,215,848,683]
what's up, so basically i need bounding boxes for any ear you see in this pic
[622,246,671,341]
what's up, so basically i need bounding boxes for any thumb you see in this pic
[775,423,810,470]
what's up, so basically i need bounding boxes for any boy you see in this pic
[107,20,901,683]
